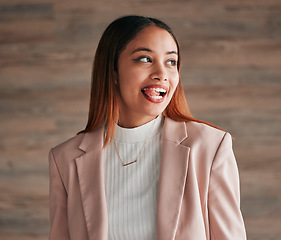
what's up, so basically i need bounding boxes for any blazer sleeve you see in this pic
[208,132,247,240]
[49,149,70,240]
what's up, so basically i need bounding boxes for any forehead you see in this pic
[124,26,178,53]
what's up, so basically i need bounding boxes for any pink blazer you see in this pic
[49,117,247,240]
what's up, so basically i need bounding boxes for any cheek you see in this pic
[118,65,142,83]
[118,71,142,98]
[170,73,180,91]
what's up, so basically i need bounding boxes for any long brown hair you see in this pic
[80,15,219,146]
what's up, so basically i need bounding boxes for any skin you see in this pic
[116,25,180,128]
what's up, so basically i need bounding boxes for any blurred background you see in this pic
[0,0,280,239]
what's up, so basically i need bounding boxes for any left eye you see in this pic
[167,59,177,66]
[137,56,151,63]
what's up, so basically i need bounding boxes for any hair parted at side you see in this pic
[80,15,220,147]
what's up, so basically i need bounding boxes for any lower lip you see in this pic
[142,92,166,103]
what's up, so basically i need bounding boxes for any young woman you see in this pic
[49,16,247,240]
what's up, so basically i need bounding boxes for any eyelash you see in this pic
[134,56,177,66]
[134,56,152,63]
[167,59,177,66]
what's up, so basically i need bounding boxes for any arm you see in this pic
[49,149,70,240]
[208,133,247,240]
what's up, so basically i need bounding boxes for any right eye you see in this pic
[135,56,152,63]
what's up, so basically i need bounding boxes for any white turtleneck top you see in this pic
[103,115,164,240]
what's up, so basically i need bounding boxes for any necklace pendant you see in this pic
[121,159,138,167]
[113,118,157,167]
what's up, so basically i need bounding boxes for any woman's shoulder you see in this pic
[186,120,226,137]
[53,132,85,150]
[184,120,230,147]
[164,117,230,148]
[49,133,86,163]
[183,121,234,168]
[50,124,104,163]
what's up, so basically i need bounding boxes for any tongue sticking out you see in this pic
[144,89,160,96]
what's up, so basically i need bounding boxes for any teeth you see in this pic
[142,87,167,93]
[147,95,163,99]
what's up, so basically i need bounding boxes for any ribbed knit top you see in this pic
[103,115,164,240]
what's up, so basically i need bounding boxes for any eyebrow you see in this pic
[131,47,178,55]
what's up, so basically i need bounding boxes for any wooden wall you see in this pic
[0,0,280,239]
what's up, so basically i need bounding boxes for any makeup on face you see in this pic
[116,26,179,128]
[141,84,168,103]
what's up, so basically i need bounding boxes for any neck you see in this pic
[117,115,158,128]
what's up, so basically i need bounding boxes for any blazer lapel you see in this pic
[157,118,190,240]
[75,125,108,240]
[73,118,189,240]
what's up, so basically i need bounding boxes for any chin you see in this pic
[143,106,166,118]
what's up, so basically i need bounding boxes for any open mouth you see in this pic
[141,87,167,99]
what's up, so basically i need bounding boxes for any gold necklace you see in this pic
[113,119,157,167]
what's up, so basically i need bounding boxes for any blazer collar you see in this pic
[75,118,190,240]
[156,118,190,240]
[78,118,188,151]
[162,117,188,143]
[78,124,104,152]
[76,124,108,240]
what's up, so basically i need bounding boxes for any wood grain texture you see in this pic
[0,0,280,239]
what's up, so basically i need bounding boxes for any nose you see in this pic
[150,63,168,81]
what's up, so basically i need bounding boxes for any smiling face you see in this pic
[116,25,180,128]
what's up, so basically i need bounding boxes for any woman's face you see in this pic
[117,26,179,128]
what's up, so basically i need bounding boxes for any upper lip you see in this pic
[141,84,169,93]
